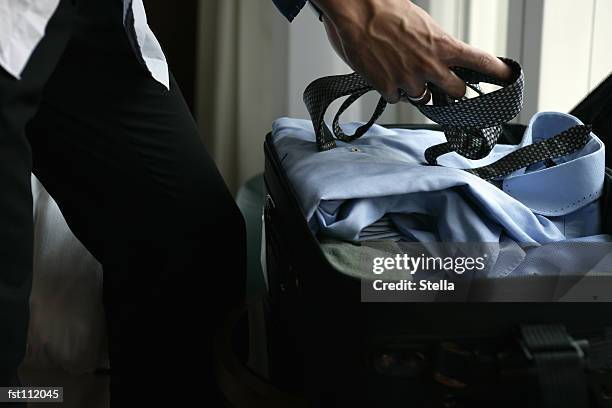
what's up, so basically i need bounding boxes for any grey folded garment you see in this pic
[318,237,414,281]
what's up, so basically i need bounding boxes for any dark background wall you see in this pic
[144,0,199,113]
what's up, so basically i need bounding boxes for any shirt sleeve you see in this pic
[272,0,307,22]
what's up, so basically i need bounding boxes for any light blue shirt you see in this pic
[271,112,609,245]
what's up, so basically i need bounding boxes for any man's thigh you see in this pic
[27,0,241,271]
[26,0,245,401]
[0,0,75,384]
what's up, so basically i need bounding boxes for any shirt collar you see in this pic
[501,112,605,216]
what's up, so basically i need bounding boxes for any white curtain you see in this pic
[196,0,288,193]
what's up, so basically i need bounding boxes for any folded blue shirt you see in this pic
[271,112,609,244]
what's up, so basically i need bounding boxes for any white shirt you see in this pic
[0,0,169,89]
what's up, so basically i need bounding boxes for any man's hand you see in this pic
[312,0,513,103]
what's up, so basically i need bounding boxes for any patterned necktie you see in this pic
[303,58,592,180]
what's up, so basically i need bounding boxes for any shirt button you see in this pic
[351,147,361,153]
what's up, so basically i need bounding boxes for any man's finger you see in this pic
[427,69,466,100]
[357,63,401,103]
[451,41,513,82]
[370,78,401,103]
[399,82,431,104]
[381,88,401,104]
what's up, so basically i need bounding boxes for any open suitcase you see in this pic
[262,74,612,407]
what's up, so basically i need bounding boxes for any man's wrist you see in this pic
[310,0,356,23]
[313,0,416,26]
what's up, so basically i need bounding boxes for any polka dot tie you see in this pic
[303,58,591,180]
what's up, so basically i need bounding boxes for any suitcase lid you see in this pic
[570,72,612,166]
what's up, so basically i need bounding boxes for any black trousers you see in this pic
[0,0,245,405]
